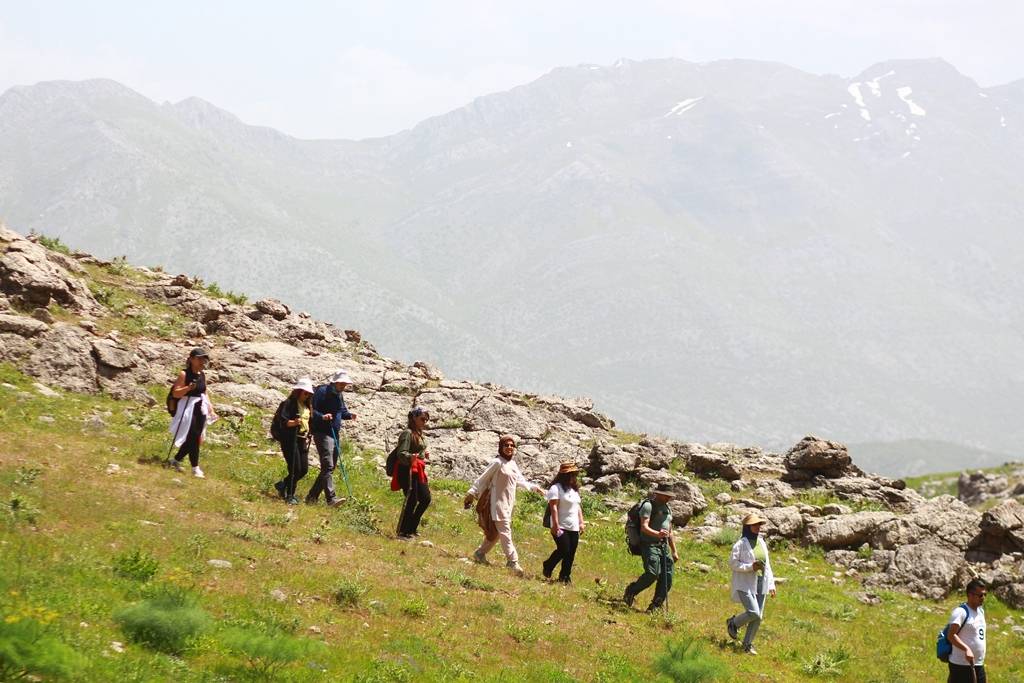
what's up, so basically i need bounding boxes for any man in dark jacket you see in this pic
[306,370,357,506]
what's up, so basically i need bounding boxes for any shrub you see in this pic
[333,578,368,609]
[825,604,858,622]
[505,623,539,644]
[437,417,466,429]
[339,495,381,535]
[114,594,212,653]
[33,232,72,255]
[400,597,428,619]
[0,618,86,680]
[220,627,319,680]
[113,548,160,582]
[354,656,413,683]
[225,290,248,305]
[710,528,736,547]
[437,570,494,592]
[802,647,852,677]
[106,256,131,276]
[651,636,728,682]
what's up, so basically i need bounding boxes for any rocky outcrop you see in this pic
[958,470,1010,506]
[5,223,1022,605]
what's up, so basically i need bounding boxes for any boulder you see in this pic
[255,298,290,320]
[92,340,137,373]
[969,500,1024,560]
[0,228,97,312]
[959,470,1009,506]
[783,435,855,481]
[683,444,742,481]
[803,511,898,550]
[464,396,547,439]
[0,313,49,337]
[761,506,805,539]
[591,474,622,493]
[24,324,98,393]
[863,543,970,599]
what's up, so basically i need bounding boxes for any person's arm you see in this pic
[395,430,413,466]
[764,542,777,596]
[284,400,302,428]
[548,498,560,538]
[949,609,974,664]
[729,539,758,573]
[578,504,585,536]
[512,463,545,494]
[668,532,678,561]
[171,371,192,398]
[464,459,499,507]
[338,394,355,421]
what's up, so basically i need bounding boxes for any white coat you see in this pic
[467,457,541,522]
[729,535,776,602]
[169,395,212,447]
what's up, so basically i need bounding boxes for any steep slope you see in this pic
[1,58,1023,458]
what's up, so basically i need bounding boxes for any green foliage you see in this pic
[88,282,120,308]
[219,626,319,680]
[505,622,539,644]
[338,495,381,535]
[204,281,224,298]
[651,635,728,682]
[185,533,210,560]
[710,528,736,547]
[611,429,644,445]
[113,548,160,582]
[802,646,852,676]
[437,569,494,592]
[581,492,609,516]
[106,256,131,276]
[333,577,368,609]
[114,593,212,654]
[400,597,428,619]
[437,417,466,429]
[825,604,858,622]
[4,494,41,525]
[225,290,248,305]
[354,656,413,683]
[13,466,42,487]
[0,617,86,680]
[32,232,72,255]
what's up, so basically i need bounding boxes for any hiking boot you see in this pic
[192,466,205,478]
[472,549,490,565]
[622,587,636,607]
[645,602,664,614]
[507,562,525,577]
[396,534,413,541]
[286,496,299,505]
[168,459,183,473]
[727,617,738,640]
[274,481,287,499]
[743,646,758,656]
[326,497,345,508]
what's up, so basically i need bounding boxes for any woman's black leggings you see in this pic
[397,471,431,536]
[280,436,310,497]
[543,529,580,582]
[174,402,206,467]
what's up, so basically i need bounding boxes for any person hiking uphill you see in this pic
[393,407,431,539]
[273,378,314,505]
[462,435,545,577]
[623,484,678,612]
[726,512,777,655]
[947,579,988,683]
[541,462,585,584]
[306,370,357,507]
[168,347,219,478]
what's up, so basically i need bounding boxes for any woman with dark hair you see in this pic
[542,462,585,583]
[726,512,777,655]
[462,435,545,576]
[273,378,314,505]
[393,407,431,539]
[168,347,218,478]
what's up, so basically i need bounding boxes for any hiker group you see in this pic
[162,347,994,672]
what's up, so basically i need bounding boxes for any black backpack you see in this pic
[384,445,400,477]
[165,383,178,417]
[541,484,558,528]
[269,399,289,442]
[624,498,647,555]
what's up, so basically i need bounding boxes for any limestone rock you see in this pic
[783,435,855,481]
[24,324,98,393]
[863,543,970,600]
[0,313,49,337]
[255,298,290,320]
[683,444,742,481]
[959,470,1010,506]
[92,339,137,372]
[761,505,805,539]
[0,228,97,312]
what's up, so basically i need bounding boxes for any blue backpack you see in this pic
[936,603,970,662]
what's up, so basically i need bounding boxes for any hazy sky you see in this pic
[2,1,1021,139]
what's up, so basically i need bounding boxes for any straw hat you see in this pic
[741,512,766,527]
[557,462,580,474]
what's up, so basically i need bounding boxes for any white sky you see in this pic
[2,1,1021,140]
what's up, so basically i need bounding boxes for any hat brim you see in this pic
[652,489,676,499]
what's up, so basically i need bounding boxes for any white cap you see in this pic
[330,370,352,385]
[292,377,314,394]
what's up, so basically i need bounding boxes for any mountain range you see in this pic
[1,57,1022,466]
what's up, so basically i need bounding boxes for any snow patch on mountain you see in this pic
[896,87,927,116]
[664,97,703,117]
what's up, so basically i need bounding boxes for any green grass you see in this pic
[0,363,1023,681]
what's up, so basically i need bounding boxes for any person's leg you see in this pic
[408,480,431,534]
[292,438,310,495]
[742,591,766,649]
[558,530,580,582]
[396,469,414,536]
[475,529,498,558]
[322,437,338,502]
[975,665,986,683]
[494,519,518,566]
[625,545,660,600]
[543,533,567,577]
[730,590,761,635]
[187,404,206,468]
[275,440,292,498]
[947,663,973,683]
[306,434,331,501]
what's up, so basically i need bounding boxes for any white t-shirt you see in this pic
[546,484,581,532]
[948,604,986,666]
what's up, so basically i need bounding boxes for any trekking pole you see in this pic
[331,424,353,498]
[662,538,670,613]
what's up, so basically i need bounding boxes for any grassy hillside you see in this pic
[906,463,1024,503]
[2,365,1024,682]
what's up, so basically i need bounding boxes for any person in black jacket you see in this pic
[273,378,315,505]
[306,370,357,506]
[168,347,219,478]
